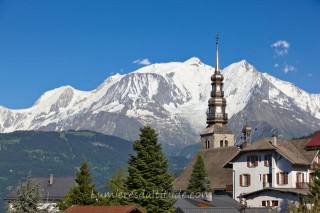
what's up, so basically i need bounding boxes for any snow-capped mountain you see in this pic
[0,58,319,146]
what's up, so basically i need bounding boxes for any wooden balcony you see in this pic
[296,182,309,189]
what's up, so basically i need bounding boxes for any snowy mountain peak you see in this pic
[224,60,257,74]
[184,57,203,66]
[0,58,319,146]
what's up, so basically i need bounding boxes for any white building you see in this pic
[224,135,319,211]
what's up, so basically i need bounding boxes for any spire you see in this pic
[215,32,219,73]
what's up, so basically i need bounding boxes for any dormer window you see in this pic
[247,155,258,167]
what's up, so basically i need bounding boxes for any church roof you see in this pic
[200,124,233,136]
[226,137,318,166]
[173,146,240,191]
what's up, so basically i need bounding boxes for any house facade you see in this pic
[225,136,319,210]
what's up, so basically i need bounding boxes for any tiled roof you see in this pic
[306,132,320,148]
[174,207,239,213]
[5,177,75,201]
[64,205,144,213]
[173,146,239,191]
[227,137,317,166]
[239,187,309,198]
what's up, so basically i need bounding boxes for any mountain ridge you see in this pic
[0,58,319,145]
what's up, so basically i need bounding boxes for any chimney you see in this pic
[49,174,53,186]
[272,135,277,146]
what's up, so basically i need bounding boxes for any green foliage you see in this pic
[126,126,175,213]
[8,172,49,213]
[106,167,128,205]
[0,130,133,211]
[187,153,210,194]
[58,161,98,210]
[307,164,320,212]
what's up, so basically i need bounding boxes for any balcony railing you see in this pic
[296,182,309,189]
[207,113,228,120]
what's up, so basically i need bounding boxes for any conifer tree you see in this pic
[126,126,175,213]
[58,161,97,210]
[9,172,49,213]
[187,153,210,194]
[307,164,320,212]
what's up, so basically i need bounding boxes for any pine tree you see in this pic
[58,161,97,210]
[126,126,175,213]
[9,172,49,213]
[187,153,210,194]
[307,164,320,212]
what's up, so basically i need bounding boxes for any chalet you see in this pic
[224,136,319,211]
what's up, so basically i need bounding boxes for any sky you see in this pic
[0,0,319,109]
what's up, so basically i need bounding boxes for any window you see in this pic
[220,140,223,147]
[277,172,288,185]
[225,140,228,147]
[264,155,272,167]
[263,174,272,183]
[272,200,279,206]
[240,174,251,187]
[296,172,304,183]
[262,200,278,207]
[205,140,210,149]
[247,155,258,167]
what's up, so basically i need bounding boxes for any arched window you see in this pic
[205,140,210,149]
[220,140,223,147]
[225,140,228,147]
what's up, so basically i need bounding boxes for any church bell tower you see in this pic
[200,34,235,150]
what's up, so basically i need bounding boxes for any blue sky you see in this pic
[0,0,319,109]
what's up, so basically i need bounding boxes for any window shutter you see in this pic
[247,156,250,167]
[296,173,299,183]
[255,156,258,166]
[248,174,251,186]
[285,172,288,184]
[276,173,279,184]
[240,175,243,186]
[302,173,304,183]
[263,174,266,182]
[264,155,267,166]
